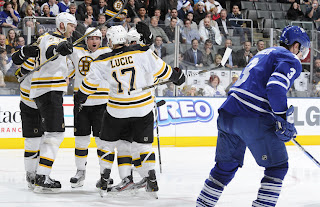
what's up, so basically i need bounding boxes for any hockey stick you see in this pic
[128,47,232,95]
[18,0,129,83]
[154,99,166,173]
[291,138,320,168]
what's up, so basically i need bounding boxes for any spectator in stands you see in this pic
[77,0,92,21]
[127,0,138,19]
[0,1,20,28]
[153,36,167,58]
[218,39,238,68]
[306,0,320,21]
[20,0,40,18]
[213,54,223,68]
[186,11,197,30]
[225,73,239,93]
[137,6,150,26]
[93,0,107,19]
[164,82,184,96]
[165,8,183,27]
[183,84,199,96]
[237,41,253,68]
[97,13,106,26]
[193,1,206,25]
[178,0,191,20]
[154,9,165,28]
[149,16,171,43]
[0,34,12,53]
[5,29,17,49]
[204,74,226,97]
[205,0,222,14]
[86,5,96,21]
[164,17,177,42]
[201,39,215,66]
[199,13,219,32]
[181,19,200,44]
[15,36,25,50]
[40,0,59,17]
[313,58,320,82]
[41,4,55,17]
[101,26,108,47]
[10,0,19,13]
[252,40,265,55]
[287,2,305,20]
[228,4,251,44]
[211,5,220,21]
[69,3,80,19]
[199,17,222,45]
[216,9,231,39]
[58,0,70,13]
[148,0,170,21]
[0,48,7,87]
[122,12,132,31]
[183,39,204,67]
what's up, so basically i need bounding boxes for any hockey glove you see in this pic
[74,90,89,113]
[169,67,186,86]
[56,41,73,56]
[136,22,153,45]
[22,45,39,58]
[275,106,297,142]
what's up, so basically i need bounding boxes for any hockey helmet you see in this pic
[56,12,77,34]
[280,25,310,60]
[85,27,102,45]
[127,28,141,44]
[107,25,127,47]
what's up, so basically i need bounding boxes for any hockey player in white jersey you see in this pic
[74,24,185,196]
[12,46,43,189]
[26,12,76,193]
[67,27,112,188]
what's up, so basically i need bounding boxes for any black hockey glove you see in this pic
[74,90,89,113]
[136,22,153,45]
[56,41,73,56]
[22,45,39,58]
[169,67,186,86]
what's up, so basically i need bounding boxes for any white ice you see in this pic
[0,146,320,207]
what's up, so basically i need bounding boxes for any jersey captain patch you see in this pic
[113,0,123,11]
[78,56,94,76]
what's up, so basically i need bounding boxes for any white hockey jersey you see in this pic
[29,32,69,99]
[68,45,112,106]
[80,44,173,118]
[20,58,38,109]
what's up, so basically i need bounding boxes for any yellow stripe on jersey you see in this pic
[83,78,99,87]
[109,91,151,102]
[87,96,109,99]
[20,87,30,93]
[28,58,35,63]
[97,88,110,91]
[31,83,67,89]
[153,62,166,77]
[22,62,33,70]
[163,65,172,79]
[32,76,65,81]
[68,69,75,78]
[95,51,145,63]
[20,95,34,102]
[107,97,154,109]
[80,84,95,94]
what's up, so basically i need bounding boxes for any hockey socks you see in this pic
[197,176,224,207]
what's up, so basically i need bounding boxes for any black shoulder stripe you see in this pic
[128,44,149,52]
[94,51,115,61]
[49,31,65,39]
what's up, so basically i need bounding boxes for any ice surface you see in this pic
[0,146,319,207]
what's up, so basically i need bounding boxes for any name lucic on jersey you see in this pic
[110,56,134,68]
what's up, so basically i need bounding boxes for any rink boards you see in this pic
[0,96,319,149]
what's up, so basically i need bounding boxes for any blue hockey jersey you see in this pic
[220,46,302,119]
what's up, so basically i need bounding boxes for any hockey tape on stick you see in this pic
[128,48,231,95]
[291,138,320,168]
[156,100,166,107]
[18,0,129,83]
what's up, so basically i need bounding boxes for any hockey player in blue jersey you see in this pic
[197,25,310,207]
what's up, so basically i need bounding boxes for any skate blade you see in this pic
[145,191,158,199]
[34,186,61,194]
[71,180,84,188]
[27,182,35,190]
[99,189,107,197]
[105,189,138,198]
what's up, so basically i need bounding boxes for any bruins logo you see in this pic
[78,56,94,76]
[113,0,123,11]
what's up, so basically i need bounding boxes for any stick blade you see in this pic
[221,47,232,66]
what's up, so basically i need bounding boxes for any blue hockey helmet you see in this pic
[280,25,310,60]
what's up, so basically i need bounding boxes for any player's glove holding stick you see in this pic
[73,90,89,122]
[275,105,297,142]
[136,21,153,45]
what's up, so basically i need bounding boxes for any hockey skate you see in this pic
[70,170,85,188]
[97,168,111,197]
[145,170,159,199]
[34,174,61,193]
[26,171,36,189]
[108,175,134,193]
[132,177,147,190]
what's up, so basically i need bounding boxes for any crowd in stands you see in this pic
[0,0,320,97]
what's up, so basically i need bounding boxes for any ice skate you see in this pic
[70,170,85,188]
[132,177,147,190]
[34,174,61,193]
[26,171,36,189]
[145,170,159,199]
[108,175,134,192]
[97,169,111,197]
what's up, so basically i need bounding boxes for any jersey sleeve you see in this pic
[145,49,173,84]
[21,58,36,75]
[266,60,302,114]
[79,61,105,95]
[67,57,75,79]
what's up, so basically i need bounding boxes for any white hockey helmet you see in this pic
[85,27,102,45]
[127,28,142,44]
[107,25,127,47]
[56,12,77,33]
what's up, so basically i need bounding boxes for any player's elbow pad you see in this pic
[45,45,58,60]
[12,50,26,65]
